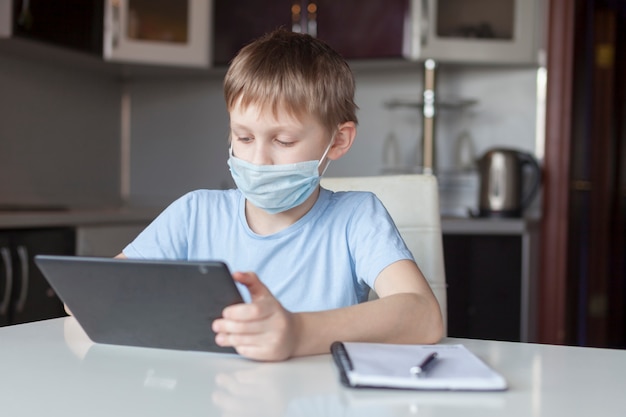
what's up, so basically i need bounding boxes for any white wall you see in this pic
[347,65,539,175]
[0,47,122,209]
[128,77,229,207]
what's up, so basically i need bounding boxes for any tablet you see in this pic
[34,255,244,353]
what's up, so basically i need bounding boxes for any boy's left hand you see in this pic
[212,271,299,361]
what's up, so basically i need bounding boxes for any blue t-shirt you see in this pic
[123,188,414,312]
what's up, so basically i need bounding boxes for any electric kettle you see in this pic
[477,148,541,217]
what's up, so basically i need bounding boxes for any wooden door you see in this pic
[539,0,626,348]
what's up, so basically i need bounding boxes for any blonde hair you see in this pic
[224,29,358,135]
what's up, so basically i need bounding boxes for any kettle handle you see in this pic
[518,152,542,211]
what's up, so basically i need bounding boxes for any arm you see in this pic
[212,259,443,361]
[297,259,443,353]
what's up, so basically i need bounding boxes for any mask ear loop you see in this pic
[228,142,241,160]
[318,131,337,176]
[227,133,235,158]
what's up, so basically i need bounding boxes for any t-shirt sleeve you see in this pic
[123,192,195,259]
[347,192,415,290]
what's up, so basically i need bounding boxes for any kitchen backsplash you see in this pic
[128,63,540,213]
[1,49,540,212]
[0,50,122,209]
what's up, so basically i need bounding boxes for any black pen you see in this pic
[409,352,438,377]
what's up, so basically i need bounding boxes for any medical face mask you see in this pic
[227,140,334,214]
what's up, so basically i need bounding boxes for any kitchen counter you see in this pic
[441,216,541,342]
[441,216,540,235]
[0,206,163,229]
[0,207,539,233]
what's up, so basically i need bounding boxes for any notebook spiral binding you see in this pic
[330,341,353,387]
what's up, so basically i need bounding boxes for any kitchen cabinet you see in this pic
[413,0,540,64]
[442,218,539,342]
[214,0,540,65]
[213,0,292,65]
[313,0,409,60]
[0,0,10,37]
[213,0,409,65]
[0,228,75,326]
[7,0,212,68]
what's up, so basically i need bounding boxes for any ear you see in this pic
[327,121,357,161]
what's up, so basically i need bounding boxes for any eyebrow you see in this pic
[229,122,249,131]
[229,121,310,137]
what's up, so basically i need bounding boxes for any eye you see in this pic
[275,138,295,147]
[236,136,253,143]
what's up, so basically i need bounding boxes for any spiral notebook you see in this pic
[331,342,508,391]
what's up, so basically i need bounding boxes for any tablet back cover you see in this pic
[35,255,243,353]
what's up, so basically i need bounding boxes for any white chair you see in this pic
[321,174,447,333]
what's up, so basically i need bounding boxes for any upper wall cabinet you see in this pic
[213,0,409,65]
[213,0,291,65]
[412,0,540,64]
[0,0,10,37]
[214,0,540,66]
[4,0,212,68]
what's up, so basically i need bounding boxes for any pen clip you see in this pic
[409,352,438,377]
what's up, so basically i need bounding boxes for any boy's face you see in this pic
[229,100,332,167]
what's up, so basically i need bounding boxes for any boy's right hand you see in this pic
[212,271,300,361]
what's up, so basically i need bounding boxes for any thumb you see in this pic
[232,271,273,301]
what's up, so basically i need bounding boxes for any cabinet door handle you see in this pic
[0,247,13,316]
[106,0,121,49]
[17,0,33,29]
[306,2,317,38]
[291,1,303,33]
[15,246,29,313]
[421,0,430,46]
[113,1,121,48]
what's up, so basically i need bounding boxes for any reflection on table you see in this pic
[0,317,625,417]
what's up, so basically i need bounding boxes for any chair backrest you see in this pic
[321,174,447,332]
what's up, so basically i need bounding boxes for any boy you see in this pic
[118,29,443,361]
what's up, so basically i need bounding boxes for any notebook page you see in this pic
[342,343,507,390]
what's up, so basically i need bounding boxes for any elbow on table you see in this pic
[393,292,444,345]
[416,294,445,344]
[424,314,445,344]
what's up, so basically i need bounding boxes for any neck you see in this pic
[245,187,321,235]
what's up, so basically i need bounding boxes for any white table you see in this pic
[1,317,625,417]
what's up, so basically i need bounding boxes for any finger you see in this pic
[220,299,273,322]
[212,316,268,334]
[215,332,264,349]
[234,344,289,362]
[232,271,274,301]
[214,331,292,361]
